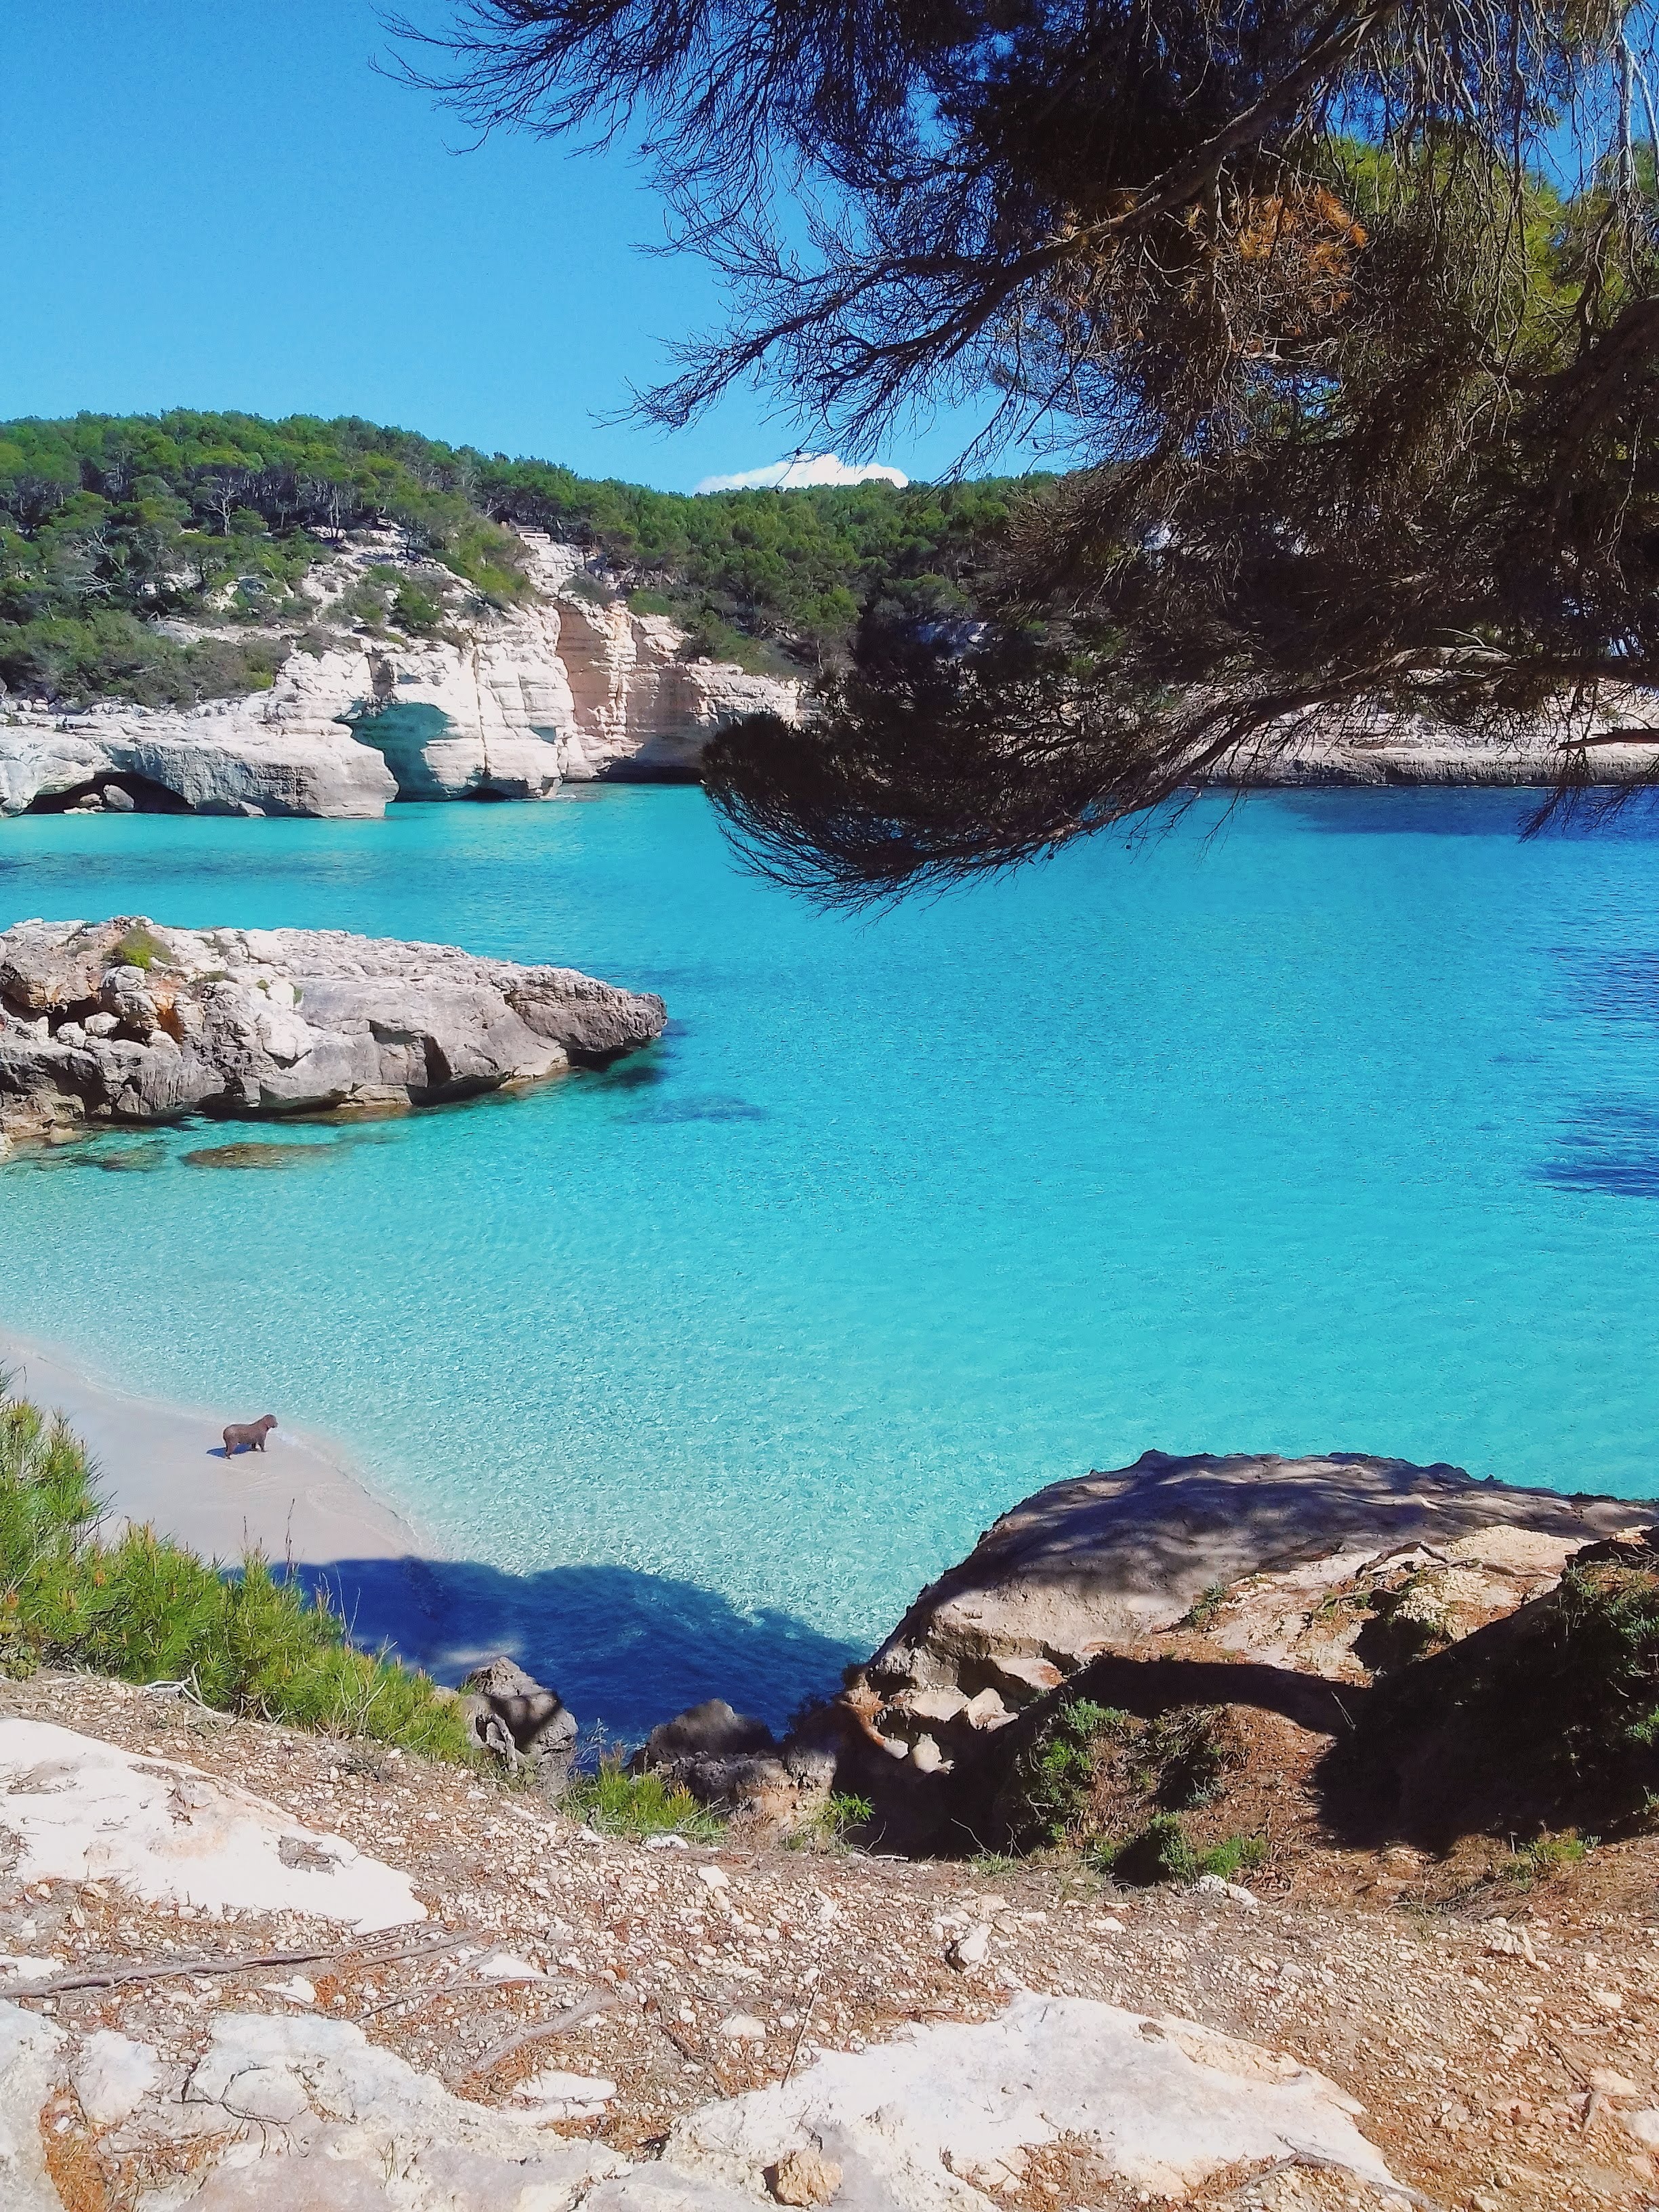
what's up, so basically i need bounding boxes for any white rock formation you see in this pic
[0,2003,63,2212]
[73,2030,163,2127]
[659,1990,1400,2206]
[0,914,666,1149]
[0,1987,1401,2212]
[0,712,398,819]
[0,534,801,819]
[1205,697,1659,788]
[161,2010,626,2209]
[0,1719,426,1933]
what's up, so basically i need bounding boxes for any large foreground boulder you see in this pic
[864,1447,1653,1718]
[0,916,665,1151]
[773,1449,1657,1853]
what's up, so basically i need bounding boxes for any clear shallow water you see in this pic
[5,787,1659,1732]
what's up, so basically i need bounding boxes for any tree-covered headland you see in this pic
[0,409,1033,710]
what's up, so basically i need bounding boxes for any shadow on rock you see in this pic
[283,1553,862,1743]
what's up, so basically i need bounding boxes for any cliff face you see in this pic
[0,535,801,820]
[1201,702,1659,788]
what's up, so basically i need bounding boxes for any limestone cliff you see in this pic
[0,534,801,819]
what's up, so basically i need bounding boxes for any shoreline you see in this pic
[0,1319,435,1577]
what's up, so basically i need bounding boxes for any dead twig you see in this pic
[461,1989,622,2078]
[779,1988,819,2085]
[643,2003,707,2066]
[11,1927,473,2000]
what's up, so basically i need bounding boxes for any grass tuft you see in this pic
[1178,1582,1230,1631]
[785,1790,874,1852]
[1503,1831,1594,1885]
[1103,1811,1200,1886]
[563,1757,726,1841]
[1096,1814,1266,1887]
[113,923,169,972]
[1196,1832,1269,1880]
[0,1387,470,1761]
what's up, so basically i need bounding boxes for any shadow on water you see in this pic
[1554,949,1659,1029]
[285,1555,863,1740]
[1538,1101,1659,1197]
[1274,786,1659,838]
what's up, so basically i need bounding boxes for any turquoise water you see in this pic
[4,787,1659,1732]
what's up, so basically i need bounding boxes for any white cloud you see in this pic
[693,452,909,494]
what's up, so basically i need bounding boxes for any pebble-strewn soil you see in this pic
[4,1671,1658,2212]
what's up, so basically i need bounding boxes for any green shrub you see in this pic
[1503,1832,1593,1884]
[1197,1832,1268,1879]
[1106,1813,1200,1886]
[786,1790,873,1851]
[114,923,169,971]
[563,1757,724,1841]
[0,1389,469,1761]
[1002,1696,1129,1848]
[1140,1706,1237,1809]
[0,612,286,709]
[391,580,443,634]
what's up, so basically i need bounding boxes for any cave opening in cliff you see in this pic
[27,773,193,816]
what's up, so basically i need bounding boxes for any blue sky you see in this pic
[1,2,1012,492]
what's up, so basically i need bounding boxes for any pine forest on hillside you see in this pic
[0,410,1033,711]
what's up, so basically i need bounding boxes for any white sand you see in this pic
[0,1325,426,1570]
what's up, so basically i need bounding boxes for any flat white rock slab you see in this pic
[665,1989,1400,2205]
[0,1718,425,1933]
[0,2002,65,2212]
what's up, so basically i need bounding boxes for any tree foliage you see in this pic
[0,408,1029,705]
[402,0,1659,898]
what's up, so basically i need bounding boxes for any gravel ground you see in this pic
[3,1671,1656,2212]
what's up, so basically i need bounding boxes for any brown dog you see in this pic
[222,1414,278,1456]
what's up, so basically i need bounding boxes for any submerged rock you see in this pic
[182,1141,335,1170]
[0,915,665,1152]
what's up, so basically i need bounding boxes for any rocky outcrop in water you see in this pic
[450,1656,579,1784]
[0,915,665,1152]
[0,535,801,819]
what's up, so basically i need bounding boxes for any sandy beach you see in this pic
[0,1324,836,1725]
[0,1324,427,1572]
[0,1327,608,1701]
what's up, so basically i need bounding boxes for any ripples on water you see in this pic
[4,786,1659,1729]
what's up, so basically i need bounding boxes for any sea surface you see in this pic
[4,787,1659,1732]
